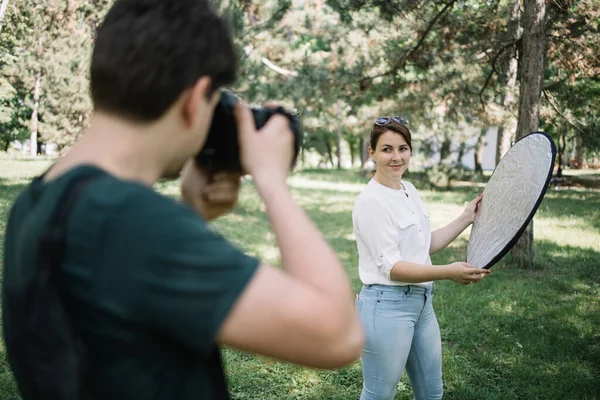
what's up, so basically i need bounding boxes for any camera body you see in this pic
[195,91,302,172]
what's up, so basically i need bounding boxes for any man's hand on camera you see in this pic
[234,102,294,186]
[180,159,241,221]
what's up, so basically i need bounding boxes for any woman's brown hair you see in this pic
[369,120,412,151]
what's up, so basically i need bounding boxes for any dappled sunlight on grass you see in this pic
[254,243,280,265]
[301,199,355,215]
[535,218,599,250]
[487,300,517,315]
[288,176,365,194]
[343,232,356,241]
[0,159,52,180]
[154,179,181,197]
[428,204,466,229]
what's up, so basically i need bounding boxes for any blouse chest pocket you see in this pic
[394,210,428,245]
[395,214,419,231]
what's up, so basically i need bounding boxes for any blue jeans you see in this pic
[356,284,443,400]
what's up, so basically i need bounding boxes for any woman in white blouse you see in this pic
[353,117,490,400]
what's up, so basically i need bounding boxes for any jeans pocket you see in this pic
[375,291,407,311]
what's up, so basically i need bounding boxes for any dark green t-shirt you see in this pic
[2,165,259,399]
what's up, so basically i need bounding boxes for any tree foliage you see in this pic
[0,0,597,167]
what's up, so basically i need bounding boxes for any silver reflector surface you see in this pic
[467,132,556,269]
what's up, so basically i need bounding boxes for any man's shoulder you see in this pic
[84,174,180,214]
[7,166,205,247]
[76,174,208,243]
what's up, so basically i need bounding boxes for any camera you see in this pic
[195,91,302,172]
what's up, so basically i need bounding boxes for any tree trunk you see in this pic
[30,71,42,156]
[360,138,369,164]
[496,122,516,164]
[336,103,343,169]
[360,138,371,177]
[474,128,486,173]
[439,134,452,165]
[572,134,584,168]
[511,0,545,269]
[557,131,566,177]
[324,138,335,168]
[347,138,357,167]
[336,127,342,169]
[0,0,10,35]
[496,127,509,164]
[496,0,520,165]
[456,141,466,167]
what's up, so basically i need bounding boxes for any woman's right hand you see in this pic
[444,262,490,285]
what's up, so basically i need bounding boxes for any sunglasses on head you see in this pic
[374,116,409,126]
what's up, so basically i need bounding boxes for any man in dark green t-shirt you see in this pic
[2,1,363,399]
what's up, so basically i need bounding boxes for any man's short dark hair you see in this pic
[90,0,237,122]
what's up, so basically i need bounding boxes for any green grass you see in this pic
[1,162,600,400]
[563,168,600,177]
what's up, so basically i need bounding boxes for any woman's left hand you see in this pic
[461,194,483,224]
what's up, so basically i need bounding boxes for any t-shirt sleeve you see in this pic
[102,193,259,355]
[353,195,403,280]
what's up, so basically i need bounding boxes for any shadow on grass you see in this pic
[0,178,28,191]
[537,190,600,232]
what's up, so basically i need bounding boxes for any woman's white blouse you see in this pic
[352,178,432,287]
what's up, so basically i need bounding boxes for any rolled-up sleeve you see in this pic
[353,196,403,280]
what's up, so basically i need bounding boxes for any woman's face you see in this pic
[369,130,411,183]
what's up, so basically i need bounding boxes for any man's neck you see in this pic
[44,112,178,187]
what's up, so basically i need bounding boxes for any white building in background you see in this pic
[9,140,57,156]
[413,127,499,171]
[279,127,502,171]
[461,127,498,171]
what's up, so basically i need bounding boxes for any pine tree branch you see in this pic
[246,2,290,33]
[359,0,458,88]
[261,57,298,77]
[478,38,521,109]
[543,89,587,135]
[544,76,572,92]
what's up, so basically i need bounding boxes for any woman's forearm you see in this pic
[390,261,450,282]
[429,215,471,254]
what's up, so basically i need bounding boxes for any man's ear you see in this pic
[183,77,212,128]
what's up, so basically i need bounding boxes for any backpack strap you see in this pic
[210,346,231,400]
[38,174,99,277]
[26,172,99,400]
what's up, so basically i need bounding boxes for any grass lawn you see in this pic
[1,158,599,400]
